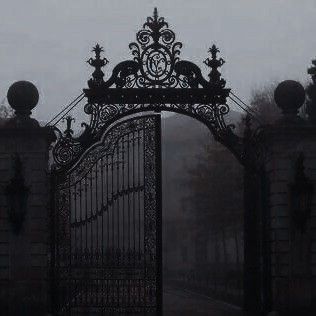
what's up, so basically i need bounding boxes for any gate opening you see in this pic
[161,114,244,315]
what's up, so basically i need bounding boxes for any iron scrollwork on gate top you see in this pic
[52,8,244,171]
[86,7,227,90]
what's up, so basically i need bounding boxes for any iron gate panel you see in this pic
[52,115,162,315]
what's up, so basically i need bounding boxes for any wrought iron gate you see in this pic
[49,7,268,315]
[52,115,162,315]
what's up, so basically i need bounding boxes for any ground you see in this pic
[163,285,243,316]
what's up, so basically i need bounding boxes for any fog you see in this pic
[0,0,314,123]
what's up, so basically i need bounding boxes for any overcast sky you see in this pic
[0,0,315,123]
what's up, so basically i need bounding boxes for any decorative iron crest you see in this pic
[86,9,228,90]
[128,7,182,87]
[52,8,244,171]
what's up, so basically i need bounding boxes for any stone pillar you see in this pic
[265,80,316,315]
[0,81,55,315]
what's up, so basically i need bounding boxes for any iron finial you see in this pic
[87,43,109,88]
[63,115,75,138]
[142,8,168,45]
[153,7,158,21]
[204,44,226,85]
[92,43,104,58]
[209,44,220,59]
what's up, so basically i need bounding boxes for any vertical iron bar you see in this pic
[74,182,77,307]
[50,173,57,314]
[80,180,83,261]
[85,175,88,309]
[138,127,141,257]
[68,175,72,316]
[132,130,136,265]
[79,179,83,309]
[116,140,120,308]
[95,162,99,307]
[142,123,146,308]
[74,183,77,259]
[117,137,120,254]
[127,132,131,308]
[111,153,114,253]
[85,176,88,253]
[96,163,99,255]
[106,155,109,263]
[122,135,125,264]
[155,115,163,315]
[90,172,93,266]
[101,156,104,310]
[127,133,131,256]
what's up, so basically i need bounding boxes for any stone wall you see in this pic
[0,127,53,315]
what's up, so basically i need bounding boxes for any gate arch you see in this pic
[52,8,244,173]
[51,8,261,316]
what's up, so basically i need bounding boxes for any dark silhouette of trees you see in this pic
[178,84,290,304]
[180,136,244,304]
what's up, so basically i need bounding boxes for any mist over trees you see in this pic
[249,83,281,125]
[162,84,286,304]
[162,111,244,304]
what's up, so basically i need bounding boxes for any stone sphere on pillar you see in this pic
[274,80,305,116]
[7,81,39,116]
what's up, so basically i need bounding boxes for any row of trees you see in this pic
[176,83,285,304]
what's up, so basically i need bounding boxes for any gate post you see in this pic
[263,80,316,315]
[0,81,55,315]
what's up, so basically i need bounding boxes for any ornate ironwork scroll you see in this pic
[52,115,161,315]
[51,8,243,172]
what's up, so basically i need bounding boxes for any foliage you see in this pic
[0,98,14,119]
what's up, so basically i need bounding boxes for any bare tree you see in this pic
[249,83,281,124]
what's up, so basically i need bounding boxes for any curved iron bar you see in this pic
[54,116,149,185]
[70,185,144,228]
[52,8,247,172]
